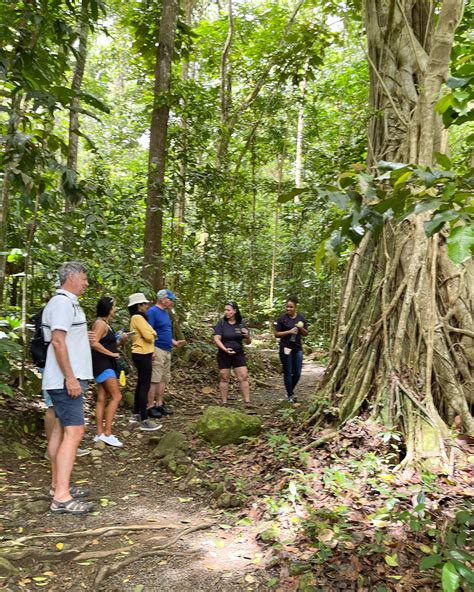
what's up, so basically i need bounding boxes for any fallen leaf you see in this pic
[55,543,64,551]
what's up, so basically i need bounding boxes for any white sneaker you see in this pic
[93,434,103,442]
[76,448,91,457]
[99,434,123,447]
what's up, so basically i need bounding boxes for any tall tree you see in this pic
[310,0,472,468]
[64,0,91,253]
[142,0,179,290]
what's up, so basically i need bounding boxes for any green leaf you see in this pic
[436,94,453,114]
[420,554,443,570]
[384,554,399,567]
[442,561,460,592]
[434,152,452,169]
[447,225,474,264]
[447,76,471,89]
[277,188,308,203]
[424,211,458,236]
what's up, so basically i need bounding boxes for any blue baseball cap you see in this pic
[157,289,177,301]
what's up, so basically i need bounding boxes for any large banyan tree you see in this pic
[309,0,472,469]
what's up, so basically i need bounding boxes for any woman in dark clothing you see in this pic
[213,301,252,406]
[91,297,125,447]
[275,297,308,403]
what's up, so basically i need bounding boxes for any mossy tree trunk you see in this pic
[310,0,472,470]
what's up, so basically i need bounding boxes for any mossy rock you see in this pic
[150,431,188,459]
[259,526,281,543]
[12,442,33,460]
[121,390,134,409]
[196,406,262,445]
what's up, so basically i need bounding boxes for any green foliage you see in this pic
[311,162,473,265]
[419,509,474,592]
[0,317,22,397]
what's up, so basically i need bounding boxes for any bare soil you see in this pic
[0,349,324,592]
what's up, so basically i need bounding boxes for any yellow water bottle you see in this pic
[119,370,126,387]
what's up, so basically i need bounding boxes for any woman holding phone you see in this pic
[91,296,127,447]
[213,301,252,407]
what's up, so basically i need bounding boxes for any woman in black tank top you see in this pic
[91,297,127,447]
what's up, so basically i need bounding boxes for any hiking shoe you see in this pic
[129,414,140,423]
[76,448,91,457]
[97,434,123,447]
[147,406,163,419]
[50,498,94,515]
[156,404,173,416]
[140,419,162,432]
[287,397,295,404]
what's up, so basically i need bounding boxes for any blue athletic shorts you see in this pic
[95,368,118,384]
[47,380,88,427]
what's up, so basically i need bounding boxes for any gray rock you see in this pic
[94,440,106,450]
[91,449,104,458]
[24,500,50,514]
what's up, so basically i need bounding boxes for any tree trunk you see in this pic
[64,0,89,254]
[171,0,194,291]
[311,0,472,469]
[142,0,179,291]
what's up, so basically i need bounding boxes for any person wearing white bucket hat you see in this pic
[127,293,161,431]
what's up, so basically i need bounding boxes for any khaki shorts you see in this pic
[151,347,171,384]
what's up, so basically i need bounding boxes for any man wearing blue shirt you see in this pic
[146,289,185,417]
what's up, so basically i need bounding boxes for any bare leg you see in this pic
[147,383,159,408]
[48,418,63,491]
[102,377,122,436]
[53,425,85,502]
[95,384,106,435]
[44,406,55,441]
[156,382,167,407]
[219,369,231,404]
[234,366,250,403]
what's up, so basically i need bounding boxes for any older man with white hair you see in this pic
[146,289,185,418]
[42,262,94,515]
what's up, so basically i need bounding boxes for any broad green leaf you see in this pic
[420,554,443,569]
[434,152,452,169]
[384,554,399,567]
[447,225,474,264]
[436,94,453,114]
[442,561,460,592]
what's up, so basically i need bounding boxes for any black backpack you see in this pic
[30,294,70,369]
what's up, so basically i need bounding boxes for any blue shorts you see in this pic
[43,391,53,408]
[47,380,88,427]
[95,369,118,384]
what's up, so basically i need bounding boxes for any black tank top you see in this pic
[92,325,118,378]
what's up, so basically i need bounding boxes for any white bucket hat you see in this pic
[127,292,150,307]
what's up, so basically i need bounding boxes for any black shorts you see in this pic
[217,350,246,370]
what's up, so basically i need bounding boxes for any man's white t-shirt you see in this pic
[41,289,93,390]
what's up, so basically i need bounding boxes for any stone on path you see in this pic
[196,405,261,445]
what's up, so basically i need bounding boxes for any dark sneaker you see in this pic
[147,406,163,419]
[140,419,162,432]
[288,396,295,404]
[156,405,173,416]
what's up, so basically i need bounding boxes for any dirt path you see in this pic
[0,354,324,591]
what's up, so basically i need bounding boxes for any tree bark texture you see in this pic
[64,0,89,254]
[312,0,472,468]
[143,0,179,291]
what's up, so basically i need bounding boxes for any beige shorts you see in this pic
[151,347,171,384]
